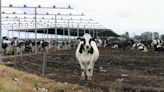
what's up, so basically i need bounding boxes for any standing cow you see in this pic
[2,37,12,55]
[75,33,99,80]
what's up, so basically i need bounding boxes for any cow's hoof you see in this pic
[81,76,85,80]
[87,76,92,80]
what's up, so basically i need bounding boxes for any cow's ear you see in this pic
[77,37,85,41]
[77,37,81,41]
[91,38,95,41]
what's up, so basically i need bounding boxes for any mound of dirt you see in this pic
[0,64,90,92]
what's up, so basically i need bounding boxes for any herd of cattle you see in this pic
[1,33,164,80]
[1,35,164,55]
[1,36,76,55]
[110,38,164,52]
[75,33,164,80]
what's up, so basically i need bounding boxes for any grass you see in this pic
[0,64,90,92]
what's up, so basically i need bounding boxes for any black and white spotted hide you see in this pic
[75,33,99,80]
[2,37,12,55]
[41,41,49,51]
[151,39,163,52]
[132,43,148,52]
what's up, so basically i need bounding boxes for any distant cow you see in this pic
[41,40,49,51]
[103,40,107,47]
[112,44,119,50]
[75,33,99,80]
[141,40,152,48]
[95,38,103,48]
[111,40,134,50]
[2,37,13,55]
[132,43,148,52]
[151,39,164,52]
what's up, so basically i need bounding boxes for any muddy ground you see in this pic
[3,47,164,92]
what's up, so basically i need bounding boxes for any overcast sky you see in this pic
[2,0,164,37]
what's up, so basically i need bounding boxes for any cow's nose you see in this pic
[86,45,89,49]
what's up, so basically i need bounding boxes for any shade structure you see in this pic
[10,27,120,37]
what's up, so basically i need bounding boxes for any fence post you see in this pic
[14,46,17,67]
[42,50,47,77]
[20,46,23,60]
[0,0,2,64]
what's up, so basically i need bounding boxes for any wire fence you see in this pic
[2,47,164,91]
[2,47,164,75]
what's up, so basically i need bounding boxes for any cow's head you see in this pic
[77,33,95,51]
[3,36,8,40]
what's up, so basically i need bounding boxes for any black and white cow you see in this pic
[151,39,164,52]
[40,40,49,51]
[132,43,148,52]
[111,40,134,50]
[16,40,25,54]
[75,33,99,80]
[2,37,25,55]
[24,40,33,52]
[103,40,107,47]
[2,37,13,55]
[112,43,119,50]
[141,40,152,48]
[95,38,103,48]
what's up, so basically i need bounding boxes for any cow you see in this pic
[141,40,152,48]
[41,40,49,51]
[75,33,99,80]
[103,40,107,47]
[111,40,134,50]
[2,37,24,55]
[151,39,164,52]
[112,43,119,50]
[16,40,25,54]
[95,38,103,48]
[132,43,148,52]
[2,37,13,55]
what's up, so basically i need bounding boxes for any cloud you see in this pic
[2,0,164,37]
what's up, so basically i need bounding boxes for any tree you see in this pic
[154,32,160,39]
[121,32,129,40]
[161,35,164,41]
[134,35,142,40]
[140,32,153,41]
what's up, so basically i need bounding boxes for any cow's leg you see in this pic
[90,61,95,78]
[32,47,35,52]
[2,49,4,55]
[3,48,6,55]
[88,63,95,80]
[78,59,85,80]
[10,47,13,54]
[17,47,19,54]
[6,47,10,55]
[4,49,6,55]
[6,48,8,55]
[86,58,94,80]
[81,65,85,80]
[16,47,18,54]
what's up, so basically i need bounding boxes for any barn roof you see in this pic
[98,29,120,37]
[11,27,120,37]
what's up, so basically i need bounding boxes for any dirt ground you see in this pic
[3,47,164,92]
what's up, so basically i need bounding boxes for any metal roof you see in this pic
[11,27,120,37]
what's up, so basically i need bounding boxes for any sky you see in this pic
[2,0,164,37]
